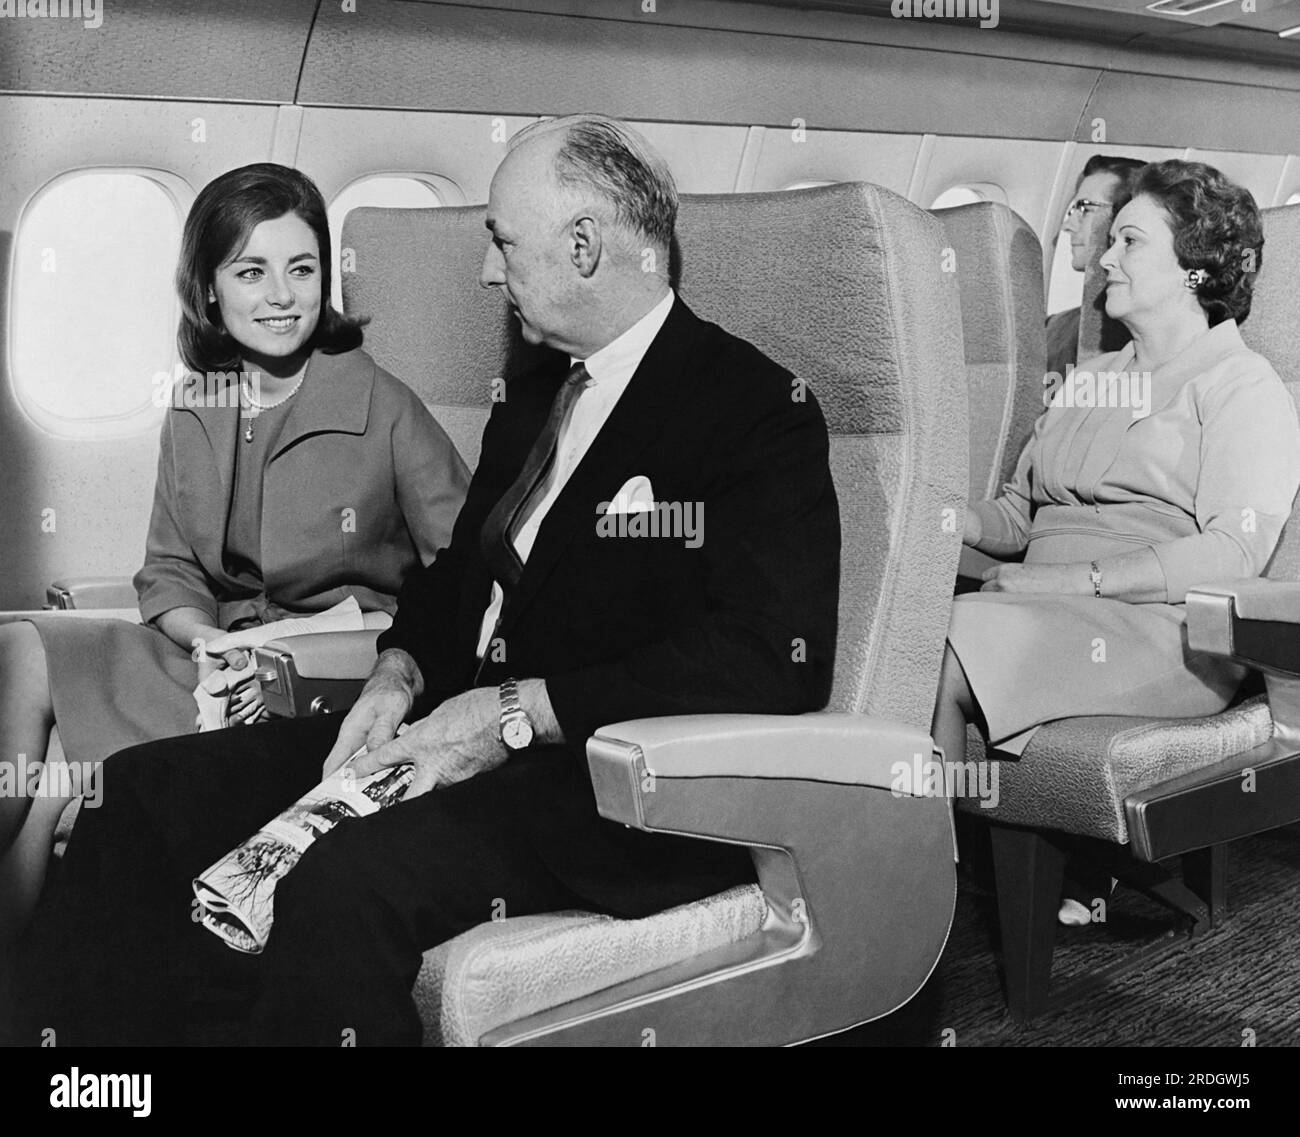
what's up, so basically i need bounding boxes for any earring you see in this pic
[1185,269,1207,289]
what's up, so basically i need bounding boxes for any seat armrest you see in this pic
[46,576,137,611]
[1187,580,1300,675]
[587,712,943,838]
[254,630,381,718]
[495,711,958,1046]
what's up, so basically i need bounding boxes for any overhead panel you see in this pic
[1034,0,1299,27]
[299,0,1098,140]
[0,0,317,102]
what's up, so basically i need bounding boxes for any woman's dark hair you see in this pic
[1116,159,1263,327]
[176,163,365,372]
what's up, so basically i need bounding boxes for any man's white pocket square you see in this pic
[605,475,655,514]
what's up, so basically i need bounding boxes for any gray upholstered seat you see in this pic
[932,201,1045,502]
[343,182,968,1046]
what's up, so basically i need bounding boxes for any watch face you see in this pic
[503,716,533,750]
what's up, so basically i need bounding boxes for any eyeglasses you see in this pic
[1065,198,1109,220]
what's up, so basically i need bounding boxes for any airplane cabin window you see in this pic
[11,171,186,440]
[930,186,986,210]
[1046,229,1084,317]
[328,175,444,310]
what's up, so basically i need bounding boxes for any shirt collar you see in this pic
[571,290,675,383]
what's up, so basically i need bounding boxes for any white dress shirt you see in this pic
[475,289,675,657]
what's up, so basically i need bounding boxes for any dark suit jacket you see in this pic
[134,347,469,630]
[1045,306,1080,379]
[378,298,841,756]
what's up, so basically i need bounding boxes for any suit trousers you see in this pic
[14,714,756,1046]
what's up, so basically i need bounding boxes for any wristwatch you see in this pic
[498,677,534,751]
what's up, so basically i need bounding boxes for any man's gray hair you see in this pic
[510,113,678,251]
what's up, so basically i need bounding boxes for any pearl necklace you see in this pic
[240,369,306,443]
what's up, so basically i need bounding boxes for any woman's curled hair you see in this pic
[176,163,365,373]
[1118,159,1263,327]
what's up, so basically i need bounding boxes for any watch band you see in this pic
[500,677,523,717]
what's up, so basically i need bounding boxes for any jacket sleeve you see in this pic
[544,351,840,750]
[969,412,1044,557]
[1151,366,1300,602]
[390,387,471,567]
[133,411,221,626]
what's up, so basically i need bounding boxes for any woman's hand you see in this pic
[980,562,1083,594]
[225,670,268,725]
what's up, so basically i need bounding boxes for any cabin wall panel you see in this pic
[0,96,280,610]
[1185,150,1291,209]
[298,0,1100,141]
[746,129,921,196]
[914,138,1069,237]
[295,110,538,208]
[0,0,315,102]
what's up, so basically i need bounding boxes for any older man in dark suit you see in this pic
[15,114,840,1046]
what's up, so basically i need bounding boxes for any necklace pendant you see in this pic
[244,422,254,443]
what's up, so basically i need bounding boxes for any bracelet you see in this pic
[1089,560,1103,599]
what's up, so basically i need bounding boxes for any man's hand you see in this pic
[321,649,422,777]
[980,562,1083,594]
[349,688,506,799]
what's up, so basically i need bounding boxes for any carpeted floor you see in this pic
[814,821,1300,1047]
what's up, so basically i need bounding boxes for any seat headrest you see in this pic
[1077,209,1128,364]
[932,200,1045,498]
[342,205,559,409]
[344,183,946,442]
[1242,203,1300,386]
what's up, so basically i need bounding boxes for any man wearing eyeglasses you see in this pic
[1046,155,1146,379]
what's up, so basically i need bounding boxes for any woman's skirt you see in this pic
[946,593,1247,755]
[28,615,199,766]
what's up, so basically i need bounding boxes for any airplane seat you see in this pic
[956,201,1300,1023]
[930,201,1045,581]
[336,182,968,1045]
[1075,213,1130,365]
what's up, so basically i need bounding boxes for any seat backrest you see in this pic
[1077,212,1129,364]
[343,184,968,731]
[1244,203,1300,581]
[932,201,1045,499]
[341,206,556,470]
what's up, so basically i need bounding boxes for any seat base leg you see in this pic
[989,825,1066,1024]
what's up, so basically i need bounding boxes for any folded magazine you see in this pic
[193,755,414,953]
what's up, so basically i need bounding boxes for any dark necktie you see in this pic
[481,362,589,593]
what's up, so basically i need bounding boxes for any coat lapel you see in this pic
[267,348,373,461]
[172,371,241,579]
[498,300,708,632]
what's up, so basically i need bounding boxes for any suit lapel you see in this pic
[499,300,708,632]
